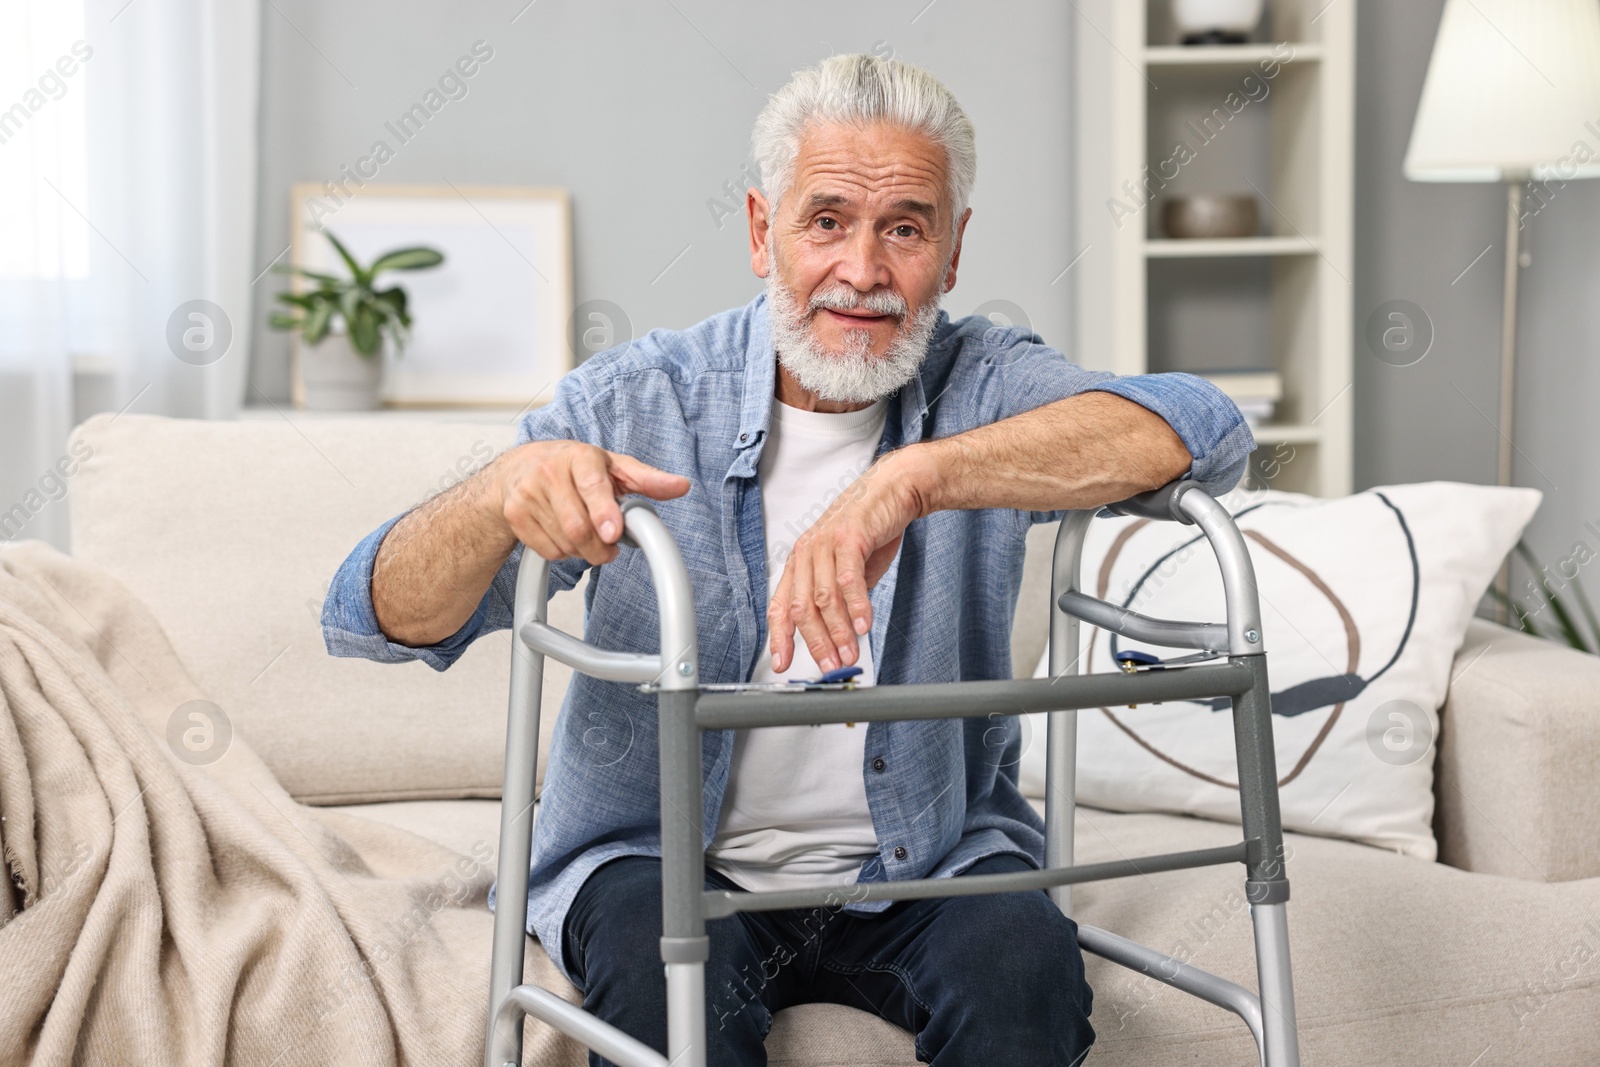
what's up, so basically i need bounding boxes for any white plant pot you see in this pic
[301,332,384,411]
[1172,0,1265,42]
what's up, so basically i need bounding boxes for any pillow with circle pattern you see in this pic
[1019,481,1541,859]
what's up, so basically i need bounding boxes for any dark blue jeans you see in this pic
[562,853,1095,1066]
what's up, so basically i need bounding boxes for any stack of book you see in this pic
[1201,370,1282,429]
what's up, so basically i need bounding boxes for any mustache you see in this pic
[807,286,908,320]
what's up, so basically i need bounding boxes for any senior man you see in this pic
[324,53,1250,1067]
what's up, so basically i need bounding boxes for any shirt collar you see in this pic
[736,291,777,451]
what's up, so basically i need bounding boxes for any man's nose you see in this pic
[833,227,893,293]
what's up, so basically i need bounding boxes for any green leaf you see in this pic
[274,292,318,310]
[1511,601,1544,640]
[369,246,444,275]
[267,311,301,331]
[303,301,334,345]
[1515,542,1590,652]
[339,286,363,329]
[349,304,381,355]
[373,286,408,325]
[323,230,371,286]
[1565,572,1600,653]
[277,266,348,290]
[1487,586,1544,640]
[1540,593,1584,652]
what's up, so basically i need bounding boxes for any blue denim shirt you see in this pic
[321,291,1252,980]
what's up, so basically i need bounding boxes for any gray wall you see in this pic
[249,0,1076,400]
[250,0,1600,613]
[1353,0,1600,611]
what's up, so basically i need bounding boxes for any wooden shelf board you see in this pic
[1144,43,1323,67]
[1249,424,1323,445]
[1144,236,1319,258]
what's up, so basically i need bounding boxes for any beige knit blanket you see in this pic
[0,542,580,1067]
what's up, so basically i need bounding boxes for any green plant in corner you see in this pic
[267,230,444,357]
[1488,541,1600,654]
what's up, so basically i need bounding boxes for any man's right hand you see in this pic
[372,440,686,648]
[495,441,691,566]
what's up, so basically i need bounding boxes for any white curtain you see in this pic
[0,0,260,550]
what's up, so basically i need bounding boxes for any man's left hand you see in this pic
[765,390,1194,674]
[767,451,925,673]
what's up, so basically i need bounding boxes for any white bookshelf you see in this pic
[1073,0,1355,496]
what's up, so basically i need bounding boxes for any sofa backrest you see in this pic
[66,413,1057,805]
[68,413,593,804]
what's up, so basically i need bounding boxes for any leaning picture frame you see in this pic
[288,182,573,408]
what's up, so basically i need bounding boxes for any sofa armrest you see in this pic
[1435,618,1600,881]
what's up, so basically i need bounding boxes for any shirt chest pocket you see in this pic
[585,546,740,682]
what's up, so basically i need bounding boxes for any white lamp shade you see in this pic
[1404,0,1600,182]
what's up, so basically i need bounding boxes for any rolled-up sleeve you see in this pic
[320,368,606,671]
[1087,370,1255,497]
[974,333,1254,501]
[319,512,526,671]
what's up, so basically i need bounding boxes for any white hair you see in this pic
[751,53,977,236]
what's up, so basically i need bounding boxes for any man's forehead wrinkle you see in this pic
[793,162,947,218]
[796,155,944,190]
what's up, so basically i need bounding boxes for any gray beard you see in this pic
[765,262,942,406]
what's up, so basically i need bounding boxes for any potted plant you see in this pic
[269,231,444,410]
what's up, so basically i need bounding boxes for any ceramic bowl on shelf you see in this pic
[1161,195,1260,239]
[1171,0,1265,45]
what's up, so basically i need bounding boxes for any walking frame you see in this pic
[484,479,1301,1067]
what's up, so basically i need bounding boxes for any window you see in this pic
[0,0,90,281]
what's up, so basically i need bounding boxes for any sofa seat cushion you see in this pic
[325,798,506,859]
[324,799,1600,1066]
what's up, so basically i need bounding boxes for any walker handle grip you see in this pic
[510,498,700,689]
[1057,480,1265,657]
[1100,479,1200,524]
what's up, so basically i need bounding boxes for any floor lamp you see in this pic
[1403,0,1600,621]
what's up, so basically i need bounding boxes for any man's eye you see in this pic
[893,224,919,238]
[817,217,838,230]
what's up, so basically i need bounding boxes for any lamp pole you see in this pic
[1493,179,1523,624]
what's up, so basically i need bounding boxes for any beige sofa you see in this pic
[66,412,1600,1065]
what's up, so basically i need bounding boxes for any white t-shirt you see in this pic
[706,397,887,893]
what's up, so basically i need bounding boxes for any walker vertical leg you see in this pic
[1252,902,1299,1067]
[1231,654,1300,1067]
[608,502,709,1067]
[486,551,553,1067]
[665,963,706,1067]
[657,688,707,1067]
[1043,708,1078,917]
[1045,512,1094,917]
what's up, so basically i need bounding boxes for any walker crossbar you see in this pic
[485,484,1302,1067]
[694,664,1253,728]
[1053,590,1229,652]
[701,841,1253,918]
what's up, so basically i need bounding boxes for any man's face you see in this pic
[749,121,970,403]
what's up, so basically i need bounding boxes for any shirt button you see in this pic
[871,757,886,773]
[892,845,908,861]
[739,433,748,442]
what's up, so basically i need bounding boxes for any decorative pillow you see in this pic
[1019,481,1541,859]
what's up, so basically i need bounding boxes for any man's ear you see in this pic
[941,207,972,293]
[748,189,772,278]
